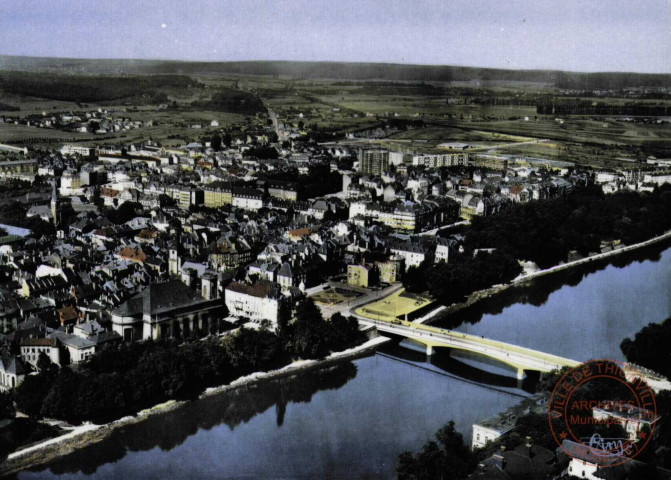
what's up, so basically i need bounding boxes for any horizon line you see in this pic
[1,53,670,77]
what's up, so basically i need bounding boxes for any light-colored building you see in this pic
[389,243,430,270]
[347,264,376,288]
[59,170,83,195]
[203,185,232,208]
[224,282,281,325]
[0,354,26,390]
[232,188,263,211]
[20,338,60,367]
[358,149,389,176]
[60,145,93,156]
[411,152,469,168]
[435,237,449,263]
[375,256,404,284]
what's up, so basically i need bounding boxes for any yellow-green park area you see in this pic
[311,288,359,306]
[354,289,434,322]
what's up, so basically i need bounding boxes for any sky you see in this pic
[1,0,670,73]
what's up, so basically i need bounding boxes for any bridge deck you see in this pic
[357,315,579,373]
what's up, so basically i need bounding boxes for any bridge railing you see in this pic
[358,316,579,369]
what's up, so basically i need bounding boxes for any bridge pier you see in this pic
[426,345,434,356]
[516,368,525,380]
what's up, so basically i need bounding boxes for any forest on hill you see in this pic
[2,55,671,90]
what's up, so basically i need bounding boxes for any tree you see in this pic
[223,132,232,147]
[621,317,671,378]
[403,261,430,293]
[0,392,14,420]
[36,352,58,375]
[289,299,329,359]
[397,421,476,480]
[14,374,53,417]
[211,134,222,151]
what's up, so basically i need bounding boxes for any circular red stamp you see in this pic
[548,359,657,468]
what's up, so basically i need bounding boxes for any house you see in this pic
[224,281,282,325]
[232,187,263,210]
[347,264,377,288]
[57,305,82,326]
[21,274,69,298]
[389,242,431,270]
[472,412,516,450]
[48,330,96,364]
[111,280,225,342]
[375,256,404,284]
[134,229,158,245]
[20,337,60,367]
[560,439,637,480]
[209,237,253,270]
[0,353,27,390]
[116,246,148,264]
[435,237,449,263]
[73,320,122,349]
[469,442,563,480]
[592,403,659,440]
[277,263,299,291]
[101,187,120,207]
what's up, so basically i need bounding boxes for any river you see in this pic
[14,242,671,480]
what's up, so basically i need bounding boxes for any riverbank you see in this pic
[0,336,391,477]
[422,228,671,326]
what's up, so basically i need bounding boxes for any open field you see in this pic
[0,67,670,165]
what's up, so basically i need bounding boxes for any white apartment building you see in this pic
[225,282,281,325]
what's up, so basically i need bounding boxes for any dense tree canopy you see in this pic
[0,72,195,103]
[14,303,363,425]
[397,421,476,480]
[621,316,671,379]
[466,185,671,268]
[192,88,266,114]
[404,251,522,306]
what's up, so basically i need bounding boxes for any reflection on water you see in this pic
[385,340,538,393]
[20,363,358,478]
[438,240,669,330]
[15,243,671,480]
[449,243,671,362]
[18,353,523,480]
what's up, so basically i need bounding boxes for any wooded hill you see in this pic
[2,55,670,90]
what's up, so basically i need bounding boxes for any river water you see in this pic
[15,242,671,480]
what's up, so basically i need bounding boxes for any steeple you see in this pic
[50,180,59,225]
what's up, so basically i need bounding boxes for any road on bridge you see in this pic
[354,315,579,376]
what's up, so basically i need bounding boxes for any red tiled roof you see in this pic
[101,187,119,197]
[289,228,312,238]
[118,246,147,263]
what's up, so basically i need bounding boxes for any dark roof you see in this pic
[226,281,278,299]
[0,352,26,376]
[112,280,212,317]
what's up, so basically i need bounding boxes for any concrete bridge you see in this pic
[355,316,580,379]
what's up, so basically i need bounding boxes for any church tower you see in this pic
[50,181,60,225]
